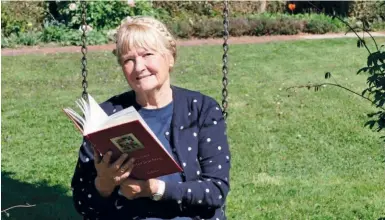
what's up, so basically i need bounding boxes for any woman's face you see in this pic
[121,47,174,92]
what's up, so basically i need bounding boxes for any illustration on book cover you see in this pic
[110,133,144,153]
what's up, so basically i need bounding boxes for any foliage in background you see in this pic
[4,12,385,49]
[1,0,385,48]
[46,0,169,31]
[349,1,385,23]
[1,1,45,37]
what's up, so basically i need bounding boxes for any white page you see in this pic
[84,94,109,135]
[63,108,85,129]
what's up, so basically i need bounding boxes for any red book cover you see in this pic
[85,120,183,180]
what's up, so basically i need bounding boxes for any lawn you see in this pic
[2,38,385,219]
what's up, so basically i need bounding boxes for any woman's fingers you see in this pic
[119,158,136,178]
[101,151,112,165]
[111,153,128,171]
[94,151,135,185]
[93,149,101,164]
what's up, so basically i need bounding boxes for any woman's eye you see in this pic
[144,53,153,57]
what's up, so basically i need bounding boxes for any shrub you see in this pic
[16,32,42,46]
[46,1,170,31]
[87,30,109,45]
[153,1,219,18]
[349,1,385,23]
[248,16,303,36]
[229,18,252,36]
[279,18,302,35]
[1,33,18,48]
[192,17,223,38]
[166,19,194,39]
[41,22,71,43]
[1,1,45,37]
[304,19,337,34]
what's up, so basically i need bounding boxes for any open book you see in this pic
[63,94,182,180]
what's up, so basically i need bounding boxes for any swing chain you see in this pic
[222,0,229,119]
[81,1,88,100]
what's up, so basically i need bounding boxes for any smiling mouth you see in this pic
[136,74,153,80]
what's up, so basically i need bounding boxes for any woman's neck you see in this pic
[135,85,173,109]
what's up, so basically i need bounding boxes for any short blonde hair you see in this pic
[115,16,177,65]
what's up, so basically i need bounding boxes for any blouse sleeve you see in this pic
[71,139,119,219]
[162,97,231,211]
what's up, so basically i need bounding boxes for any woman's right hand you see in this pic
[93,150,135,197]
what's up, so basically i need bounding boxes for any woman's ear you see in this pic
[169,55,175,68]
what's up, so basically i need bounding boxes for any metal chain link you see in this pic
[222,0,229,120]
[81,1,88,100]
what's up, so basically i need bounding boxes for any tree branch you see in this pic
[1,203,36,214]
[286,82,385,111]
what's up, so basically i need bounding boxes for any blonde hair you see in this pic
[114,16,177,65]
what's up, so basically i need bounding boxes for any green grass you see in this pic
[2,38,385,219]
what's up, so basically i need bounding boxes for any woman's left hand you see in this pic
[119,178,159,200]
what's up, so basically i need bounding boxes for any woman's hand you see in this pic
[119,178,161,200]
[93,150,135,197]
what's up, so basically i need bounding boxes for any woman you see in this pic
[71,16,231,220]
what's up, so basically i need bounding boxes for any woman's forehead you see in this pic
[123,47,156,56]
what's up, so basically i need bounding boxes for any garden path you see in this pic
[2,32,385,56]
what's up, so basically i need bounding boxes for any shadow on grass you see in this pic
[378,218,385,220]
[1,171,81,220]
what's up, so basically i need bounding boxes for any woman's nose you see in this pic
[134,57,145,73]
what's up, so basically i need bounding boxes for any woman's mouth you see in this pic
[136,74,153,80]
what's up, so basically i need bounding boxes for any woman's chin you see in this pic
[135,82,159,92]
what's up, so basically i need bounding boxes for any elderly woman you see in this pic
[71,16,231,220]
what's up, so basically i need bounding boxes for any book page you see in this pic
[108,106,138,120]
[84,94,109,134]
[63,108,85,129]
[101,113,139,129]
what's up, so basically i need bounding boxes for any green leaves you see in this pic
[357,39,365,48]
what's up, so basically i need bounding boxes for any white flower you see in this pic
[127,0,135,7]
[69,3,77,11]
[79,25,93,33]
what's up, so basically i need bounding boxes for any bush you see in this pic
[192,18,223,38]
[153,1,287,18]
[248,16,304,36]
[46,1,170,31]
[2,8,384,48]
[87,30,109,45]
[304,19,337,34]
[229,18,252,36]
[41,22,71,43]
[349,1,385,23]
[1,1,45,37]
[153,1,220,18]
[16,32,42,46]
[278,18,303,35]
[166,19,194,39]
[1,33,18,48]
